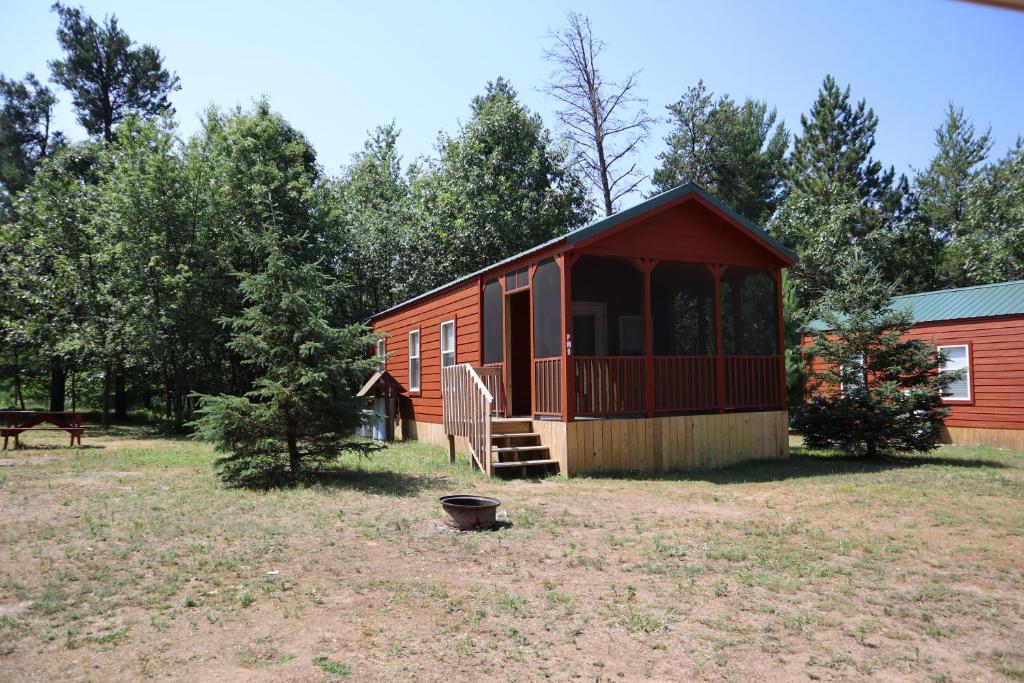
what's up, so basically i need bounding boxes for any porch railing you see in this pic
[533,358,562,415]
[573,356,646,416]
[725,355,784,409]
[478,364,507,417]
[441,364,493,476]
[654,356,718,412]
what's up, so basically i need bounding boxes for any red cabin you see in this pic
[369,184,796,476]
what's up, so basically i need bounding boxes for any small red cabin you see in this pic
[369,184,796,476]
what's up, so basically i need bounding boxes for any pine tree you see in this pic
[653,80,788,224]
[191,234,377,485]
[915,103,993,237]
[0,73,64,214]
[795,252,955,457]
[49,3,180,143]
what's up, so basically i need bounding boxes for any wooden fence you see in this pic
[441,364,494,475]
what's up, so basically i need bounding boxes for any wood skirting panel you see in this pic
[532,419,569,473]
[564,410,788,476]
[941,425,1024,452]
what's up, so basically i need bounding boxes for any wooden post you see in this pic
[774,268,787,407]
[528,263,537,418]
[708,264,726,413]
[632,258,658,418]
[447,434,456,463]
[559,253,577,423]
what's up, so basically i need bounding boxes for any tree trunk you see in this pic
[13,347,25,410]
[101,363,111,427]
[49,356,66,411]
[114,365,128,420]
[286,430,300,481]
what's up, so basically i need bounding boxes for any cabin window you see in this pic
[938,344,970,401]
[376,338,386,371]
[408,330,421,391]
[841,353,865,395]
[440,320,456,368]
[618,316,644,355]
[532,259,562,358]
[483,279,503,364]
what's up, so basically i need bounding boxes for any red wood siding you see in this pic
[371,281,480,424]
[803,314,1024,432]
[581,200,783,268]
[905,316,1024,430]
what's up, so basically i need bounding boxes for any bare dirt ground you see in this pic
[1,429,1022,681]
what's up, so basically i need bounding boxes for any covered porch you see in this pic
[482,253,786,421]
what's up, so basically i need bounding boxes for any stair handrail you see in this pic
[441,363,494,476]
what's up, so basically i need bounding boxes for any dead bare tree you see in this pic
[543,11,654,216]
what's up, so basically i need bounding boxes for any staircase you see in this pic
[490,418,559,477]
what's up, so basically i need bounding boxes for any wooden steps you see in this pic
[489,418,558,477]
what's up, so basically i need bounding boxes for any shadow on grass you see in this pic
[582,448,1010,485]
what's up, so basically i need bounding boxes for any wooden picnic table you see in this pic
[0,410,85,449]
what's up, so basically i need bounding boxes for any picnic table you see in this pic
[0,411,85,449]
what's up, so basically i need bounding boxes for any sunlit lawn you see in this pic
[1,426,1022,681]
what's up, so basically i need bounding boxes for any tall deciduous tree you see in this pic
[0,73,64,214]
[191,234,376,485]
[332,123,413,320]
[795,252,955,457]
[543,12,653,215]
[49,3,180,143]
[408,78,591,293]
[652,80,788,224]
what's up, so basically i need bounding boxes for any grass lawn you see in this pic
[1,428,1023,682]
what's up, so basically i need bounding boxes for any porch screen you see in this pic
[532,259,561,358]
[721,268,778,355]
[483,279,503,364]
[651,262,715,355]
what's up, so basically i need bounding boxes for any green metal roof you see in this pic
[889,279,1024,323]
[369,183,796,321]
[808,280,1024,331]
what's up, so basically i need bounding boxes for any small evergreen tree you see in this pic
[795,253,956,457]
[191,234,376,485]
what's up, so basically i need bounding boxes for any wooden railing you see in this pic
[573,356,646,416]
[725,355,784,409]
[533,358,562,415]
[654,356,717,412]
[441,364,494,476]
[478,364,507,417]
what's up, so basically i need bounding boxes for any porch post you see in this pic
[773,268,787,407]
[528,263,537,417]
[708,264,726,413]
[634,259,657,418]
[559,253,576,422]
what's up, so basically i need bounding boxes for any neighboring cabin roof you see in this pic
[890,279,1024,323]
[808,280,1024,331]
[369,183,798,321]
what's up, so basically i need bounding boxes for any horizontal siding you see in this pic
[905,315,1024,429]
[371,280,480,425]
[584,200,782,267]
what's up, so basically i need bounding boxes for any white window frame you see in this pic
[376,338,387,371]
[408,329,421,392]
[938,344,971,402]
[841,353,865,396]
[440,319,456,368]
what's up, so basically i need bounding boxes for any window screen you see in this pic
[483,279,503,363]
[441,320,456,368]
[376,338,386,371]
[408,330,420,390]
[938,345,970,400]
[532,259,562,358]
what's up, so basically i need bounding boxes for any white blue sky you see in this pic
[2,0,1023,204]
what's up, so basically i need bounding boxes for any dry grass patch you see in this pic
[0,426,1022,681]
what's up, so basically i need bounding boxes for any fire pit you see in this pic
[439,495,501,531]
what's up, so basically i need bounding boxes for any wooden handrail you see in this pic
[441,364,494,476]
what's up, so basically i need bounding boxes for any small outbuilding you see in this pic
[369,184,797,476]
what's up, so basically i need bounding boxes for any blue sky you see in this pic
[2,0,1023,204]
